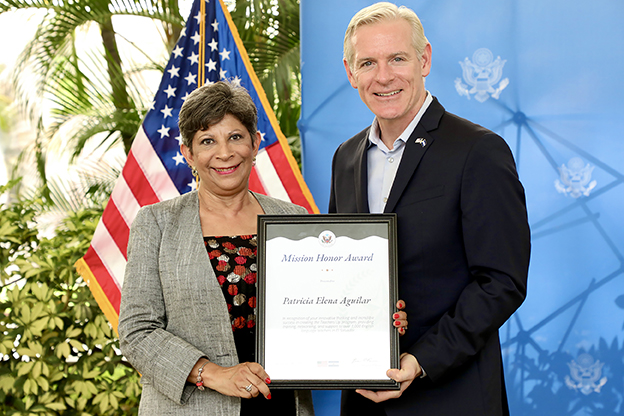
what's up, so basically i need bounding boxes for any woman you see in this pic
[118,81,407,415]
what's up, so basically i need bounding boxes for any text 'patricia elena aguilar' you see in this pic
[283,296,371,307]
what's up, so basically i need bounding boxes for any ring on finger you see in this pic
[245,384,253,392]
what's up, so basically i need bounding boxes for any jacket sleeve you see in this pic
[328,143,342,214]
[118,206,206,405]
[409,133,531,381]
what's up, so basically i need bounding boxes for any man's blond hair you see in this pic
[343,2,429,69]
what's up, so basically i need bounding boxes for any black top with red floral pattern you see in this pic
[204,235,295,414]
[204,235,259,363]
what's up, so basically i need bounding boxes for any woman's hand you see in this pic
[393,299,408,336]
[189,360,272,399]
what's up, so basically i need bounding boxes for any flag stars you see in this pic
[211,19,219,32]
[175,135,183,145]
[157,125,170,138]
[167,65,180,78]
[188,177,198,191]
[191,31,202,45]
[194,11,202,24]
[148,100,155,111]
[173,152,186,165]
[164,85,177,98]
[185,73,197,86]
[219,48,231,61]
[231,76,242,87]
[208,38,218,52]
[161,105,173,119]
[181,92,190,101]
[172,45,183,58]
[259,131,266,142]
[206,59,217,72]
[219,68,227,79]
[188,52,199,65]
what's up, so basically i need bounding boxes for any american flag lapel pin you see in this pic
[415,137,426,147]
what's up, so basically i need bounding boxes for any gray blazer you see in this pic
[118,191,313,415]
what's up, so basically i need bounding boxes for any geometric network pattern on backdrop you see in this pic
[448,45,624,415]
[450,47,624,415]
[490,97,624,415]
[299,2,624,415]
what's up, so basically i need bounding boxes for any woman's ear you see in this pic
[253,131,262,155]
[181,143,194,166]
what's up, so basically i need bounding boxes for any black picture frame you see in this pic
[256,213,399,390]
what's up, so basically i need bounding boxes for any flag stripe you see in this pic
[265,143,311,208]
[81,247,121,314]
[110,176,141,228]
[123,153,160,207]
[100,199,130,260]
[132,128,180,202]
[75,257,120,334]
[255,148,291,201]
[90,222,126,288]
[249,167,268,196]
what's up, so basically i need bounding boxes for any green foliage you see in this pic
[0,181,141,415]
[0,1,305,410]
[1,0,185,167]
[230,0,301,139]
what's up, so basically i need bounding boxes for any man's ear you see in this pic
[344,59,358,89]
[420,43,432,78]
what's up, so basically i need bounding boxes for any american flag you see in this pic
[75,0,318,332]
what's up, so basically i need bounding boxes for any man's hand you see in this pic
[355,353,421,403]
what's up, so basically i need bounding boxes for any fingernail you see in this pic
[394,320,400,327]
[267,393,272,400]
[399,301,405,308]
[393,313,400,319]
[399,327,405,334]
[265,378,271,384]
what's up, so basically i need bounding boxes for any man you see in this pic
[329,3,531,415]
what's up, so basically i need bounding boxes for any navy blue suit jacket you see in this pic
[329,98,531,416]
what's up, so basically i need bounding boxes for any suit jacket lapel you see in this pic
[384,97,445,213]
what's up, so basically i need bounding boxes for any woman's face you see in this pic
[181,113,260,197]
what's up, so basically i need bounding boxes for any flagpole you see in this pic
[198,0,206,86]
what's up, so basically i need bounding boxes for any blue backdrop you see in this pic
[299,1,624,415]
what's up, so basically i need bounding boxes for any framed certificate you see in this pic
[256,214,400,389]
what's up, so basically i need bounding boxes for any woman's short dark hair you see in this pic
[178,81,258,152]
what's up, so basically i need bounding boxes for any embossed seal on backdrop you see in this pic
[565,353,607,395]
[555,157,597,198]
[455,48,509,103]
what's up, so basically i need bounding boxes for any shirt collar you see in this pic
[368,91,433,151]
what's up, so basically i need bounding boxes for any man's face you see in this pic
[344,19,431,132]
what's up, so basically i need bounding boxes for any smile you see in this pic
[213,164,240,174]
[375,90,401,97]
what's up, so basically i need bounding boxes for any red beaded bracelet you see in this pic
[196,360,209,391]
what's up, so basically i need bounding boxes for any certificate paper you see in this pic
[256,214,399,389]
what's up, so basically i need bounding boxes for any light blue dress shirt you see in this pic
[367,92,433,213]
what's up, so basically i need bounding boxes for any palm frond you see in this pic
[231,0,301,137]
[21,153,123,234]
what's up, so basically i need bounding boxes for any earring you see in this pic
[252,157,257,167]
[190,166,199,183]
